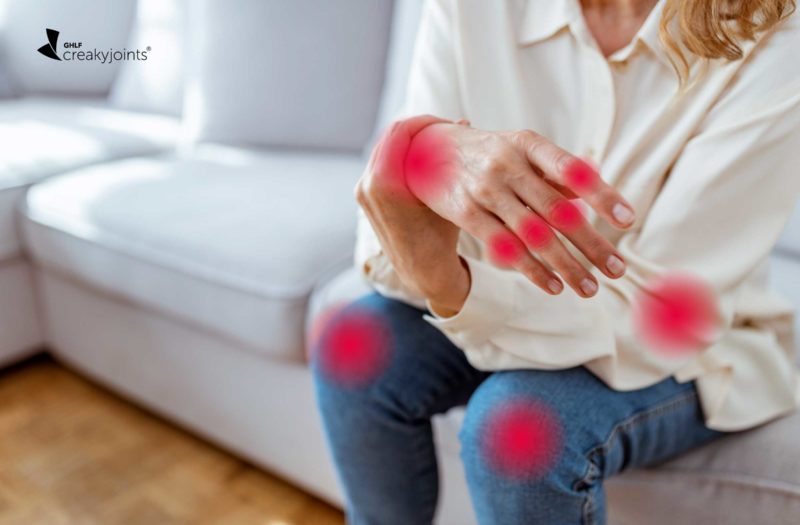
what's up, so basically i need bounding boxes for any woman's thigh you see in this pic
[459,367,723,524]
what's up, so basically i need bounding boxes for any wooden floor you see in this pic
[0,355,344,525]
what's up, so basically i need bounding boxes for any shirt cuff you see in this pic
[424,257,516,347]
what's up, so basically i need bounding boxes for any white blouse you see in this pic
[356,0,800,431]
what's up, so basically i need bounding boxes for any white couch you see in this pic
[2,1,799,523]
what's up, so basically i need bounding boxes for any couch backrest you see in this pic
[183,0,395,153]
[777,200,800,258]
[0,0,136,96]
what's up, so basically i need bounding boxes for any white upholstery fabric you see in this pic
[0,60,15,98]
[0,0,135,95]
[37,268,478,524]
[110,0,186,116]
[0,97,179,259]
[0,259,41,365]
[23,146,362,360]
[183,0,393,152]
[777,201,800,257]
[37,271,343,506]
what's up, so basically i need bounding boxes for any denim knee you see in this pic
[311,293,472,422]
[459,370,602,518]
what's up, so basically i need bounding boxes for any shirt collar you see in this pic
[516,0,578,46]
[517,0,676,70]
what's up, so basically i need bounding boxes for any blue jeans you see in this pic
[313,294,725,524]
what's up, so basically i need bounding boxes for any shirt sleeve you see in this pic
[355,0,466,308]
[427,82,800,389]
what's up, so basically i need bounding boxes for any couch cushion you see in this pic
[606,411,800,525]
[183,0,393,152]
[0,0,136,95]
[110,0,186,116]
[0,97,179,261]
[22,145,362,361]
[777,201,800,258]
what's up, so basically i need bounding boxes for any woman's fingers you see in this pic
[510,174,627,281]
[475,191,601,297]
[516,212,600,297]
[456,202,565,295]
[511,131,636,229]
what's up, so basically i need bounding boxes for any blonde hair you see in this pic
[659,0,796,80]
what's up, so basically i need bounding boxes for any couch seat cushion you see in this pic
[777,201,800,258]
[0,97,179,261]
[22,145,362,361]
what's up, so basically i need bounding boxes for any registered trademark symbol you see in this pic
[146,46,151,51]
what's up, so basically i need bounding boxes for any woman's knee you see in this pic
[311,293,460,420]
[459,370,597,497]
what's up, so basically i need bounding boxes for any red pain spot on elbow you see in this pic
[549,200,584,231]
[563,158,599,193]
[521,215,554,249]
[313,306,392,388]
[481,399,563,480]
[489,232,525,267]
[633,273,720,356]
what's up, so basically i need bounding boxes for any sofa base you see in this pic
[34,268,481,524]
[0,258,42,366]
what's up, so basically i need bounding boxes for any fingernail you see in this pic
[613,203,635,225]
[580,278,598,296]
[606,254,626,276]
[547,278,564,294]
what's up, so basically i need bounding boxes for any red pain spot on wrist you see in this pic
[633,273,720,356]
[405,126,456,200]
[521,215,554,249]
[549,200,584,231]
[481,399,563,480]
[563,158,599,193]
[489,232,525,267]
[312,306,392,388]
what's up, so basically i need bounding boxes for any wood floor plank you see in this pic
[0,356,344,525]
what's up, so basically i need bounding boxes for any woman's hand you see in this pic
[356,116,471,316]
[405,123,636,298]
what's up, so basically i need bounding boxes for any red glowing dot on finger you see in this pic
[633,273,719,356]
[482,399,563,480]
[315,307,392,388]
[405,126,456,200]
[549,200,584,231]
[521,215,554,249]
[489,232,524,267]
[564,158,599,193]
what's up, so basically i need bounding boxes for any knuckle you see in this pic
[457,203,481,225]
[553,151,574,176]
[472,178,499,204]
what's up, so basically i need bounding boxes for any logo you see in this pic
[35,28,150,64]
[37,28,61,61]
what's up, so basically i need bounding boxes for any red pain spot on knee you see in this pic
[563,158,599,193]
[633,273,720,356]
[314,307,392,388]
[489,232,524,267]
[521,215,554,249]
[482,399,563,480]
[405,126,456,200]
[549,200,584,231]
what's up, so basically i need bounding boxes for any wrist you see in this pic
[423,257,471,318]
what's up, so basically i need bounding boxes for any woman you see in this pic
[314,0,800,523]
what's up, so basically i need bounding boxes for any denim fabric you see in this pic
[313,293,725,524]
